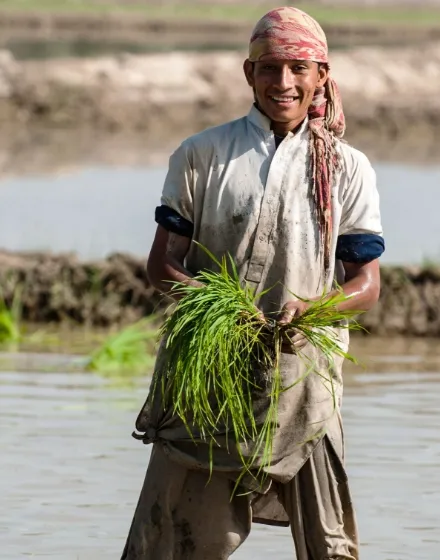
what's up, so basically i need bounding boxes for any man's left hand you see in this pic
[278,300,309,354]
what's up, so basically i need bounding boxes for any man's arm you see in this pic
[279,258,380,322]
[333,259,380,312]
[147,225,202,300]
[278,259,380,352]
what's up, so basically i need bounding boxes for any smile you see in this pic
[269,96,299,104]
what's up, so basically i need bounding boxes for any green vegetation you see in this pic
[159,248,360,484]
[87,317,158,376]
[0,289,21,346]
[0,1,438,26]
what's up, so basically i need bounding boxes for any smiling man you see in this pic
[121,7,384,560]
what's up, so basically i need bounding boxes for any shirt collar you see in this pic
[246,104,309,137]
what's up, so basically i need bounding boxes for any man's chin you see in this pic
[265,109,301,123]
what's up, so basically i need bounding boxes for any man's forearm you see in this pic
[327,276,379,313]
[326,261,380,313]
[147,227,201,301]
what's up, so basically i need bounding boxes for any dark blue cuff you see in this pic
[336,234,385,263]
[155,205,194,238]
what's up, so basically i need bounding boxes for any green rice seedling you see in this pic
[87,317,158,376]
[159,247,361,484]
[0,288,22,346]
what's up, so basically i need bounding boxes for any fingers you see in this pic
[253,305,266,323]
[294,337,308,350]
[290,332,306,344]
[278,303,298,325]
[281,331,307,354]
[263,324,308,354]
[281,342,306,354]
[278,300,309,326]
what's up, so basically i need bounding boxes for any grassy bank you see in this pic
[1,1,439,26]
[2,252,440,338]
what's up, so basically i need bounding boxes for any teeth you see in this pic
[271,96,296,102]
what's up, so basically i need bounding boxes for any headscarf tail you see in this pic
[249,7,346,272]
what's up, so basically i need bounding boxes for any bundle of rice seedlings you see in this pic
[159,248,361,480]
[87,317,158,376]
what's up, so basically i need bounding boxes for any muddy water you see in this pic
[0,163,440,265]
[1,339,440,559]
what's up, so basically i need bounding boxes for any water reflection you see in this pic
[1,341,440,559]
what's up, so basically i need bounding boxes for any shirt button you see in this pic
[259,235,265,241]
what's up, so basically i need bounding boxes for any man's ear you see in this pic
[243,59,255,88]
[317,63,329,88]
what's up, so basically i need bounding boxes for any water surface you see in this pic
[2,340,440,559]
[0,162,439,265]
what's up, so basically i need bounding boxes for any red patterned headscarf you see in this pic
[249,7,345,271]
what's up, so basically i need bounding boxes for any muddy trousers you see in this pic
[121,437,359,560]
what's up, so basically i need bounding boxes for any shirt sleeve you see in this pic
[337,150,385,263]
[155,205,194,238]
[155,141,195,235]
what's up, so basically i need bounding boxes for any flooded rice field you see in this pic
[1,337,440,559]
[1,126,440,557]
[0,162,440,265]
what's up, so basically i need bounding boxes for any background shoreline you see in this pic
[2,11,440,53]
[2,251,439,337]
[0,44,438,172]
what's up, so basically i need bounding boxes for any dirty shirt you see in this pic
[134,105,383,519]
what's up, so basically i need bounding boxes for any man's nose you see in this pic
[274,65,295,90]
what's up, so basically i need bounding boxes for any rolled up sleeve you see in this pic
[337,150,385,263]
[155,140,195,236]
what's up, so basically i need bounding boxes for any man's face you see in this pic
[243,58,328,128]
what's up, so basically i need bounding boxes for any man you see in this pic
[122,7,384,560]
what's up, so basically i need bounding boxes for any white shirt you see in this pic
[161,105,382,316]
[140,105,383,491]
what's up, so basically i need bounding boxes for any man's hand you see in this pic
[253,305,266,324]
[278,300,309,325]
[278,300,309,354]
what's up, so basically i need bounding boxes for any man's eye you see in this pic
[262,65,276,71]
